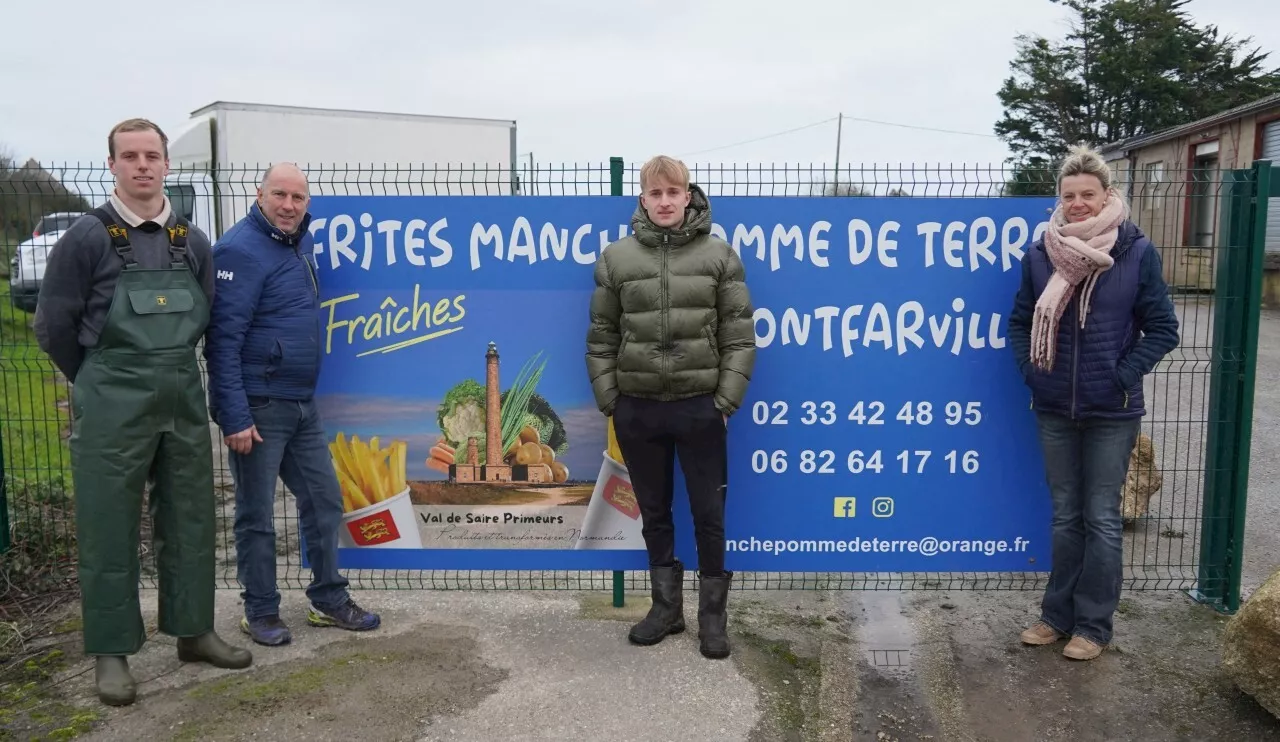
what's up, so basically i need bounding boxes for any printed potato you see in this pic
[515,441,542,466]
[535,464,553,482]
[550,461,569,483]
[519,425,541,445]
[538,444,555,463]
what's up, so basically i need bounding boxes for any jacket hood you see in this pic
[631,183,713,248]
[1115,219,1146,253]
[248,202,312,247]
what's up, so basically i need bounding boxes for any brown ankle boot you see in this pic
[1020,621,1064,646]
[1063,635,1103,660]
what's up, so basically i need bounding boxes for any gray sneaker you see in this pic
[306,598,381,631]
[240,615,292,646]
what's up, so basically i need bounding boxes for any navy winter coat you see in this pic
[205,203,322,436]
[1007,220,1180,420]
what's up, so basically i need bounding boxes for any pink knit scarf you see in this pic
[1030,193,1129,373]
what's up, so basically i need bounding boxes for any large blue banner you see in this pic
[303,194,1056,572]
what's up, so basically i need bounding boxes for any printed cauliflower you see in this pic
[437,379,487,452]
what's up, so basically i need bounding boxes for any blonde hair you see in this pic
[1058,144,1113,190]
[639,155,689,191]
[108,118,169,159]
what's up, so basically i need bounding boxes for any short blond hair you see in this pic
[1058,144,1112,190]
[639,155,689,191]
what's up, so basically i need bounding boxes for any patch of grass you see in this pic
[188,652,398,710]
[0,481,77,601]
[0,281,72,486]
[762,612,827,630]
[0,231,15,278]
[0,646,100,741]
[736,630,813,736]
[1117,598,1144,617]
[51,617,81,635]
[0,270,95,742]
[174,651,404,741]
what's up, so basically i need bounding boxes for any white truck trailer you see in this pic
[166,100,519,239]
[10,102,517,312]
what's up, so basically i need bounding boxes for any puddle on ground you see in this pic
[850,592,942,741]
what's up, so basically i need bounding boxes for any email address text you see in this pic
[727,536,1030,557]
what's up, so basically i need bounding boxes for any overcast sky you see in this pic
[3,0,1278,169]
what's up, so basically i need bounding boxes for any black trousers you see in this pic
[612,394,728,575]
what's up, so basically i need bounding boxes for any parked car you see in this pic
[7,173,217,314]
[9,212,83,313]
[31,212,84,239]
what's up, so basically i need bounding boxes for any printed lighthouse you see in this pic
[480,342,511,482]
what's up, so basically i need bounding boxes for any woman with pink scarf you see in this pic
[1007,145,1180,661]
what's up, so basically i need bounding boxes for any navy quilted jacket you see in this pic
[204,203,322,436]
[1007,220,1179,420]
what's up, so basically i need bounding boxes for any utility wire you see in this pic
[678,112,999,159]
[679,117,840,157]
[839,114,998,139]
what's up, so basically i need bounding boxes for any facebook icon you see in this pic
[833,497,856,518]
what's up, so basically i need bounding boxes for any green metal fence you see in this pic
[0,159,1269,608]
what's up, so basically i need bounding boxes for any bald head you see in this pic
[257,162,310,234]
[261,162,308,191]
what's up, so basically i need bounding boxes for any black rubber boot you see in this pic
[95,656,137,706]
[177,630,253,669]
[698,571,733,659]
[628,561,686,645]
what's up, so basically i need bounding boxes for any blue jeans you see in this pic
[229,397,349,619]
[1034,411,1140,645]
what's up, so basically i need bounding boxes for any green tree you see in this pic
[0,148,92,240]
[995,0,1280,193]
[818,183,910,197]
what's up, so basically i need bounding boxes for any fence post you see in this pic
[0,427,8,554]
[1192,161,1268,612]
[609,156,626,609]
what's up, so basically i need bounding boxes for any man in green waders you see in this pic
[35,118,252,706]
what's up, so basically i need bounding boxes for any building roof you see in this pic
[1098,92,1280,160]
[189,100,516,129]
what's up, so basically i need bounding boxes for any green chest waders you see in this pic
[70,211,216,656]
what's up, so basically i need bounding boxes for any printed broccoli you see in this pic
[501,391,568,456]
[437,380,568,467]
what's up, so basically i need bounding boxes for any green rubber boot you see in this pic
[176,631,253,669]
[95,656,137,706]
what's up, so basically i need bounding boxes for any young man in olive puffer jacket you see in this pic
[586,155,756,659]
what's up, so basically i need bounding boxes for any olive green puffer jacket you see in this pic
[586,184,756,416]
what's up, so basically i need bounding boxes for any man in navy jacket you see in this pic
[205,163,380,646]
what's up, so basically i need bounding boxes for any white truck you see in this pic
[167,100,520,239]
[10,101,519,312]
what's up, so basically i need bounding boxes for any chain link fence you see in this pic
[0,160,1261,600]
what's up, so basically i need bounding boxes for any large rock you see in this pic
[1224,569,1280,718]
[1122,432,1163,523]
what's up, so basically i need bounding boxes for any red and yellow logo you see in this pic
[346,511,400,545]
[602,476,640,520]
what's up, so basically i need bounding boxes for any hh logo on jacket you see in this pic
[217,270,234,281]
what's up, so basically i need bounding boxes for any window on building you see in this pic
[1143,161,1165,210]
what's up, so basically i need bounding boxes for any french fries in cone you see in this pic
[330,432,408,514]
